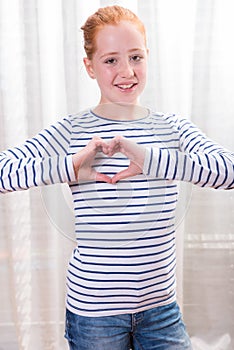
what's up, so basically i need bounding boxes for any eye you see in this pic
[104,58,117,65]
[130,55,144,62]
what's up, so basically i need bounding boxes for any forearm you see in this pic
[143,147,234,189]
[0,117,75,193]
[0,154,76,193]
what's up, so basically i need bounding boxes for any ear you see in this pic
[83,57,96,79]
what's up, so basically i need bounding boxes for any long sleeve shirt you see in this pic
[0,109,234,317]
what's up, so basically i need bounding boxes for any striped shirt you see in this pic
[0,109,234,317]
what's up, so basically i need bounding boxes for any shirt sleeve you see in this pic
[143,115,234,190]
[0,116,76,193]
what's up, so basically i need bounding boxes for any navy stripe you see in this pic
[7,149,19,159]
[74,192,177,203]
[67,279,175,305]
[38,133,60,155]
[155,149,162,177]
[181,154,187,181]
[17,159,23,189]
[72,249,175,268]
[32,160,37,187]
[78,243,175,256]
[74,200,177,211]
[0,159,10,190]
[67,272,174,297]
[70,261,176,282]
[45,128,69,153]
[201,153,212,187]
[215,153,228,189]
[32,138,51,156]
[40,162,47,185]
[75,223,175,235]
[75,229,175,243]
[8,163,16,191]
[64,157,71,182]
[56,157,63,182]
[78,246,174,262]
[48,158,53,184]
[73,184,176,195]
[172,151,178,179]
[75,208,174,218]
[66,292,175,313]
[25,144,36,157]
[26,140,43,157]
[75,230,175,245]
[78,216,174,226]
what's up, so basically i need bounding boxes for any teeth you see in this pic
[118,84,134,89]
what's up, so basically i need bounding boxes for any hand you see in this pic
[107,136,146,184]
[72,136,112,183]
[72,136,146,184]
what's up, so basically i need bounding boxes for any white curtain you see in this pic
[0,1,233,349]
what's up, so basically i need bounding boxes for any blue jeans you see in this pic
[64,302,192,350]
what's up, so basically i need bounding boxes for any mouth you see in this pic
[115,83,137,91]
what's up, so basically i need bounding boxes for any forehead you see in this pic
[95,21,146,53]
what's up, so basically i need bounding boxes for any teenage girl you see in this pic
[1,5,233,350]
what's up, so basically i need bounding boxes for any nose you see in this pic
[118,59,134,79]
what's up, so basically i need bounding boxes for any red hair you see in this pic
[81,5,146,59]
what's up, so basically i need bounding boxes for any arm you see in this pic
[107,117,234,189]
[0,117,76,193]
[144,116,234,189]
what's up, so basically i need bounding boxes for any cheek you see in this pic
[97,68,115,85]
[138,62,147,76]
[134,66,147,85]
[140,65,148,82]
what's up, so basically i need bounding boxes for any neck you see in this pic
[93,102,148,121]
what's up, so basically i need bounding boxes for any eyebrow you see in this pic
[99,48,145,59]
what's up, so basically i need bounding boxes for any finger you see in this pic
[93,138,110,155]
[111,169,133,184]
[89,136,106,152]
[77,169,112,184]
[107,137,122,156]
[100,142,110,155]
[95,172,112,184]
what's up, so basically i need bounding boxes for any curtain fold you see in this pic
[0,1,233,349]
[183,1,234,348]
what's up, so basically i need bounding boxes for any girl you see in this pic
[1,5,233,350]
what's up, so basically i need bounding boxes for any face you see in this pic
[84,21,148,106]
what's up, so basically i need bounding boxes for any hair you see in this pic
[81,5,146,59]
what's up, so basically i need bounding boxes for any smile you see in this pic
[116,83,137,91]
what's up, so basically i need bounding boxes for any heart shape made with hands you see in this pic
[73,136,146,184]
